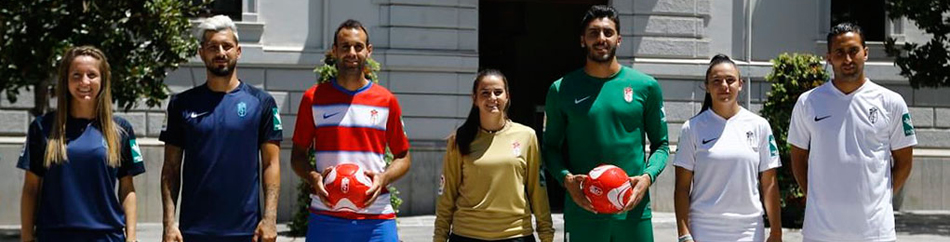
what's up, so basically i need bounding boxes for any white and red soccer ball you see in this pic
[582,164,633,214]
[324,163,374,211]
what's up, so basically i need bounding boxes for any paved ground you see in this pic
[2,211,949,241]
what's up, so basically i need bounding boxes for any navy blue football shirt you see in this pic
[160,81,283,237]
[17,113,145,231]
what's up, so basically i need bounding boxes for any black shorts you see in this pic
[37,228,125,242]
[449,233,537,242]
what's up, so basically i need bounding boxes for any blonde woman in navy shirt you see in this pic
[18,46,145,242]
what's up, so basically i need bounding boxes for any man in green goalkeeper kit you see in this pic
[543,5,669,242]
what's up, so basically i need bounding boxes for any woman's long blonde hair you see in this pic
[44,46,122,167]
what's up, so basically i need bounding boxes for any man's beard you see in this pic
[834,65,863,82]
[207,59,237,77]
[337,59,365,76]
[586,44,617,63]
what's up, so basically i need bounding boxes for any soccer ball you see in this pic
[582,164,633,214]
[323,163,374,211]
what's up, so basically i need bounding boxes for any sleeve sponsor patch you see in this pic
[768,134,778,158]
[161,111,169,132]
[130,139,144,163]
[902,113,914,136]
[660,106,667,122]
[438,174,445,195]
[273,107,283,131]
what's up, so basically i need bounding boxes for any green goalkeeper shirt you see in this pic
[543,66,670,220]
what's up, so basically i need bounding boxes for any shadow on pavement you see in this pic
[279,230,302,237]
[0,228,19,242]
[896,212,950,236]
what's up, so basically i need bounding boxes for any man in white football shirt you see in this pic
[788,22,917,242]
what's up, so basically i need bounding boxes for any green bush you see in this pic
[760,53,828,228]
[287,54,400,236]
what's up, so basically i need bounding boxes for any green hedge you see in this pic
[760,53,828,228]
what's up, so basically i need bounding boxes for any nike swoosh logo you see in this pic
[814,115,832,122]
[189,112,210,118]
[574,96,591,104]
[702,138,718,144]
[323,112,341,119]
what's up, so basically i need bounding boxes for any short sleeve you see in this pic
[117,120,146,178]
[159,95,185,147]
[292,88,316,148]
[258,95,284,144]
[672,120,696,171]
[385,96,410,155]
[758,121,781,172]
[888,95,917,150]
[787,95,811,150]
[17,118,48,176]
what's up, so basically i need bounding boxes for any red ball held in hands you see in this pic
[324,163,374,211]
[582,164,633,214]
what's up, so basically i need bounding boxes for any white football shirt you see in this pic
[674,107,781,241]
[788,79,917,242]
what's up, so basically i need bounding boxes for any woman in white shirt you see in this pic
[673,54,782,242]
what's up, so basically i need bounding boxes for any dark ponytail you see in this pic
[456,69,510,155]
[700,92,713,114]
[700,54,738,114]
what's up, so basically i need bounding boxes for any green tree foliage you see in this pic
[0,0,206,114]
[884,0,950,88]
[760,53,828,228]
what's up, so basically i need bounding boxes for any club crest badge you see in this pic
[370,109,379,124]
[869,107,879,124]
[237,102,247,118]
[512,141,522,156]
[623,87,633,103]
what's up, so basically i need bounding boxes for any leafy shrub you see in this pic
[760,53,828,228]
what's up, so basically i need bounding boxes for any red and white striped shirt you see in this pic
[293,81,410,220]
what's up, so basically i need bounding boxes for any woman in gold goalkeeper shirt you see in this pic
[433,69,554,242]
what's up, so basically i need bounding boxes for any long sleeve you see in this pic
[526,133,554,242]
[433,135,462,242]
[642,80,670,182]
[542,81,570,187]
